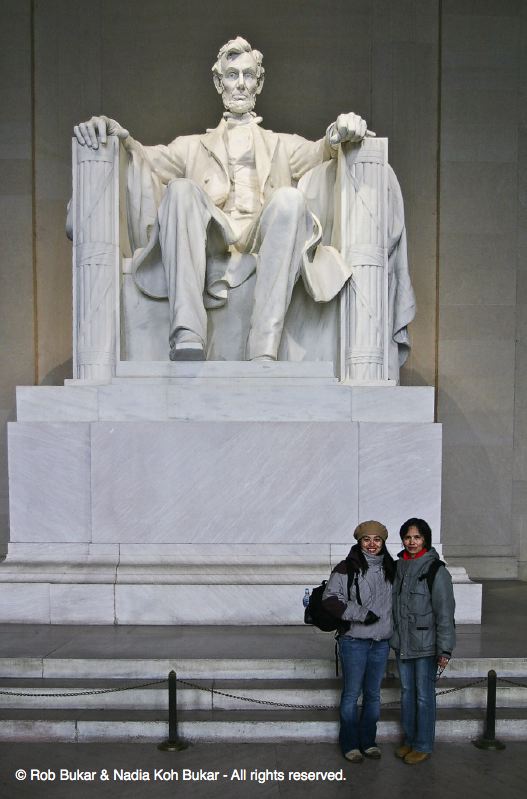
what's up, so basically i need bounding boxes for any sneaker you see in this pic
[344,749,363,763]
[395,744,412,759]
[403,750,430,765]
[363,746,381,759]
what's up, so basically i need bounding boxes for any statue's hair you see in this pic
[212,36,264,82]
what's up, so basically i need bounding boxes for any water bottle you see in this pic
[302,588,310,608]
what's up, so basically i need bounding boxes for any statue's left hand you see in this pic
[327,113,374,146]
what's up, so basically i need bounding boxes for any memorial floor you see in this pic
[0,740,525,799]
[0,581,525,798]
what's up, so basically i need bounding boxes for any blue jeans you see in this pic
[338,637,390,754]
[397,655,436,753]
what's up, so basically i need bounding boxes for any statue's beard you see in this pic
[222,91,256,115]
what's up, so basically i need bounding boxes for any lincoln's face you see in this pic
[218,51,260,115]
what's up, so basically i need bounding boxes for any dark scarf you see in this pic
[346,542,396,583]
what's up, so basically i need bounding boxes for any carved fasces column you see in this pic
[336,138,389,382]
[72,136,121,381]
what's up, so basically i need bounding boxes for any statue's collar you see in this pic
[222,111,263,126]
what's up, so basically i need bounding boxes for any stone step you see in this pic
[0,706,526,743]
[1,655,526,681]
[0,676,526,711]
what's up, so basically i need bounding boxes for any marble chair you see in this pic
[70,135,404,383]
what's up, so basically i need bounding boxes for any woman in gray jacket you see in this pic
[391,518,456,765]
[322,520,395,763]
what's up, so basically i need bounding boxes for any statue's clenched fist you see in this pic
[327,112,374,147]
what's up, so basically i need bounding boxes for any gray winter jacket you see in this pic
[322,547,394,640]
[390,547,456,660]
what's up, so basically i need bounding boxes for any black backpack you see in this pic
[304,568,358,632]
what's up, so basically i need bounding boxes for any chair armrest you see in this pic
[71,135,125,382]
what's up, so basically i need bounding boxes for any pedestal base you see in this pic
[2,374,482,624]
[0,542,481,624]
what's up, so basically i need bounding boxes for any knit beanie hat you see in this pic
[353,520,388,542]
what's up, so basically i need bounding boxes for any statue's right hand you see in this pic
[73,115,129,149]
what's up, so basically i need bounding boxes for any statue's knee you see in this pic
[163,178,201,210]
[267,186,306,219]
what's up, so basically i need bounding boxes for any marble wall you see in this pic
[438,0,526,577]
[514,5,527,580]
[0,0,525,578]
[0,1,35,555]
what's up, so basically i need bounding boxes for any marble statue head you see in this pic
[212,36,265,115]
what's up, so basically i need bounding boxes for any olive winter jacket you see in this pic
[390,547,456,660]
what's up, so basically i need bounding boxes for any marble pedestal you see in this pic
[1,364,482,624]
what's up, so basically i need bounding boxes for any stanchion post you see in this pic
[158,670,188,751]
[473,669,505,750]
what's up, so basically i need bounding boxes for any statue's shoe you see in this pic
[170,342,206,361]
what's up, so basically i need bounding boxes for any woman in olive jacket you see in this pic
[390,518,455,765]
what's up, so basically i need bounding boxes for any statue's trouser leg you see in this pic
[246,187,312,360]
[157,179,212,350]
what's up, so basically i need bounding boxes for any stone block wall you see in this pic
[438,0,527,577]
[0,1,35,554]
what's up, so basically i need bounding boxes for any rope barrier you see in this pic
[0,671,523,709]
[177,677,330,711]
[497,676,527,689]
[0,679,165,698]
[1,666,518,755]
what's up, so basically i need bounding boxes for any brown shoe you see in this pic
[403,751,430,765]
[395,745,412,759]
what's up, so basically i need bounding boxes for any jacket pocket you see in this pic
[408,583,432,614]
[409,610,435,652]
[408,584,435,652]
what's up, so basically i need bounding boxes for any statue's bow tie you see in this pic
[223,112,263,126]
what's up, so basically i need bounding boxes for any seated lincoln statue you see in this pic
[73,36,414,372]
